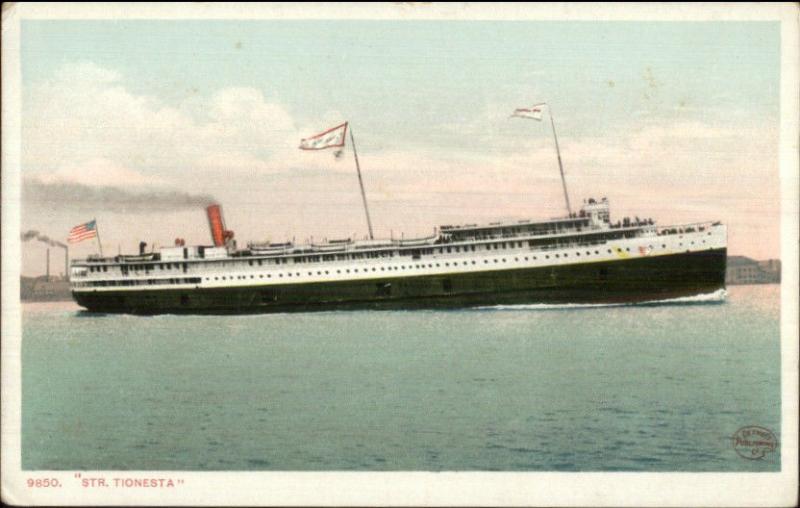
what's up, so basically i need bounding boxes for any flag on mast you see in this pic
[67,219,98,244]
[511,103,546,121]
[509,101,573,216]
[299,121,375,239]
[299,122,348,150]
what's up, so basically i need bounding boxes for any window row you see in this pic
[73,277,202,288]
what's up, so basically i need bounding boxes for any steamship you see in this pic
[70,198,727,314]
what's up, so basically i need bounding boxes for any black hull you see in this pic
[72,248,727,315]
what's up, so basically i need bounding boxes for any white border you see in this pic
[2,3,798,506]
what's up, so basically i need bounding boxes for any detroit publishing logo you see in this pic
[731,426,778,460]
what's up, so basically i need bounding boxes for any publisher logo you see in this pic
[731,426,778,460]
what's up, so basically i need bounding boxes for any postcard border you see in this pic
[2,2,798,507]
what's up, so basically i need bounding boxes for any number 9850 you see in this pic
[27,478,60,487]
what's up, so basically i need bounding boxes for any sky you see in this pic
[19,20,781,276]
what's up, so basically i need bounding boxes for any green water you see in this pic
[21,285,780,471]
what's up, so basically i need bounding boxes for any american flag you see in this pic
[68,220,98,244]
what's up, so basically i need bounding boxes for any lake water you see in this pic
[21,285,781,471]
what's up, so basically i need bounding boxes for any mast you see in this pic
[547,106,572,216]
[93,218,104,257]
[348,126,375,240]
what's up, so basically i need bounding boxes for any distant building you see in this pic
[726,256,780,285]
[20,276,72,301]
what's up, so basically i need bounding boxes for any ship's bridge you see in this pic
[580,197,611,227]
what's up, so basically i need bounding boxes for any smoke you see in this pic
[23,180,218,213]
[21,230,67,248]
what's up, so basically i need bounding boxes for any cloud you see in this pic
[22,61,299,185]
[36,158,162,187]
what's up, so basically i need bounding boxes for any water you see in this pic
[21,285,781,471]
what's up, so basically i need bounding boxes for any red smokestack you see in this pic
[206,204,226,247]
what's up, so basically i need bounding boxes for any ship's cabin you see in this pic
[439,197,613,243]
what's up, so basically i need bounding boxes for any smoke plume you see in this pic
[23,180,218,213]
[21,230,67,248]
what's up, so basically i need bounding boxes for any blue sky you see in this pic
[21,20,779,146]
[19,20,781,275]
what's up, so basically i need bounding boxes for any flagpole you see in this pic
[348,126,375,240]
[93,218,104,257]
[546,106,572,216]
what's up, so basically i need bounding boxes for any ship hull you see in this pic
[72,248,727,315]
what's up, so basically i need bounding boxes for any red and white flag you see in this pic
[68,219,98,244]
[511,103,546,121]
[299,122,348,150]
